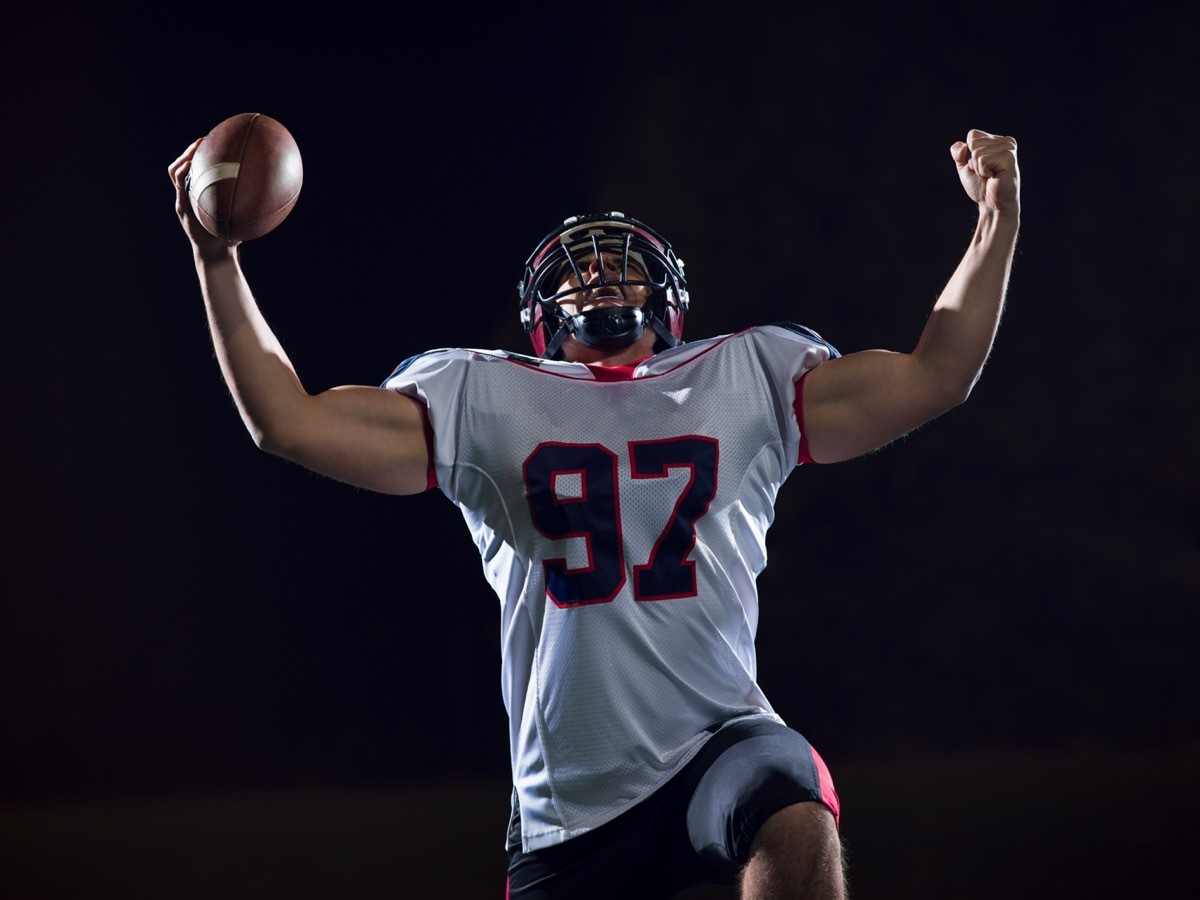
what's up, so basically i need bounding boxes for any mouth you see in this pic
[587,287,624,303]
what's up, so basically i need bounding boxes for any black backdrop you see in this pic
[4,3,1197,897]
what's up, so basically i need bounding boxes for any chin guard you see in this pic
[566,307,645,353]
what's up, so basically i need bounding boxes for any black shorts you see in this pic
[505,717,840,899]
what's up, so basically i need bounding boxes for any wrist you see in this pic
[193,241,240,267]
[970,207,1019,256]
[977,203,1020,233]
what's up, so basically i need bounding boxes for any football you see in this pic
[188,113,303,242]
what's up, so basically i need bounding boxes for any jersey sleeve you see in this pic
[379,349,470,492]
[744,323,840,467]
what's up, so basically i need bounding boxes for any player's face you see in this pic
[553,251,654,316]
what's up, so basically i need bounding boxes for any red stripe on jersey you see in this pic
[795,368,816,465]
[584,359,650,382]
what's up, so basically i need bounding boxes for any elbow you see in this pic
[944,379,976,410]
[255,426,303,461]
[239,392,329,467]
[921,375,976,420]
[927,358,984,412]
[245,414,299,460]
[912,345,990,414]
[254,428,284,456]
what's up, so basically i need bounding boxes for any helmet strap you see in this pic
[649,315,681,351]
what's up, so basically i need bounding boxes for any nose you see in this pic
[585,254,621,283]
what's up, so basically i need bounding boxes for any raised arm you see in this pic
[802,129,1020,464]
[169,139,431,495]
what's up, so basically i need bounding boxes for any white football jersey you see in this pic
[382,324,837,851]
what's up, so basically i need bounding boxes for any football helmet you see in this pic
[518,212,689,359]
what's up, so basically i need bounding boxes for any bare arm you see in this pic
[169,139,431,495]
[802,129,1020,464]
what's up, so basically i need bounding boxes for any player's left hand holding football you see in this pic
[951,130,1019,215]
[168,138,240,258]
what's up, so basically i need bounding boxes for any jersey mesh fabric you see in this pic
[382,324,835,851]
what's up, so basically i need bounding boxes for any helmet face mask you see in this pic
[519,212,689,359]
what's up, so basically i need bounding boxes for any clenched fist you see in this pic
[952,130,1019,214]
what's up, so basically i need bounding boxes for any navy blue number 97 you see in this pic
[524,437,718,608]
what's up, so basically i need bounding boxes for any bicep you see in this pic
[800,350,960,464]
[267,384,433,495]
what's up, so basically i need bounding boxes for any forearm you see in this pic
[912,206,1019,403]
[193,244,309,448]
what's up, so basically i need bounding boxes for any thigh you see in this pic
[683,717,840,879]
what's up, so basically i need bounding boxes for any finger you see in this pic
[966,132,1017,156]
[973,157,997,178]
[965,130,1017,171]
[973,141,1018,179]
[167,137,204,187]
[950,140,971,165]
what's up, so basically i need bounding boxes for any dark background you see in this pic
[3,3,1197,897]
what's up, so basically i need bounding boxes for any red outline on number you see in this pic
[524,442,625,608]
[629,435,719,602]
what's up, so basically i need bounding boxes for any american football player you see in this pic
[170,128,1019,899]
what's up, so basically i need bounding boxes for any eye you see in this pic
[551,260,583,287]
